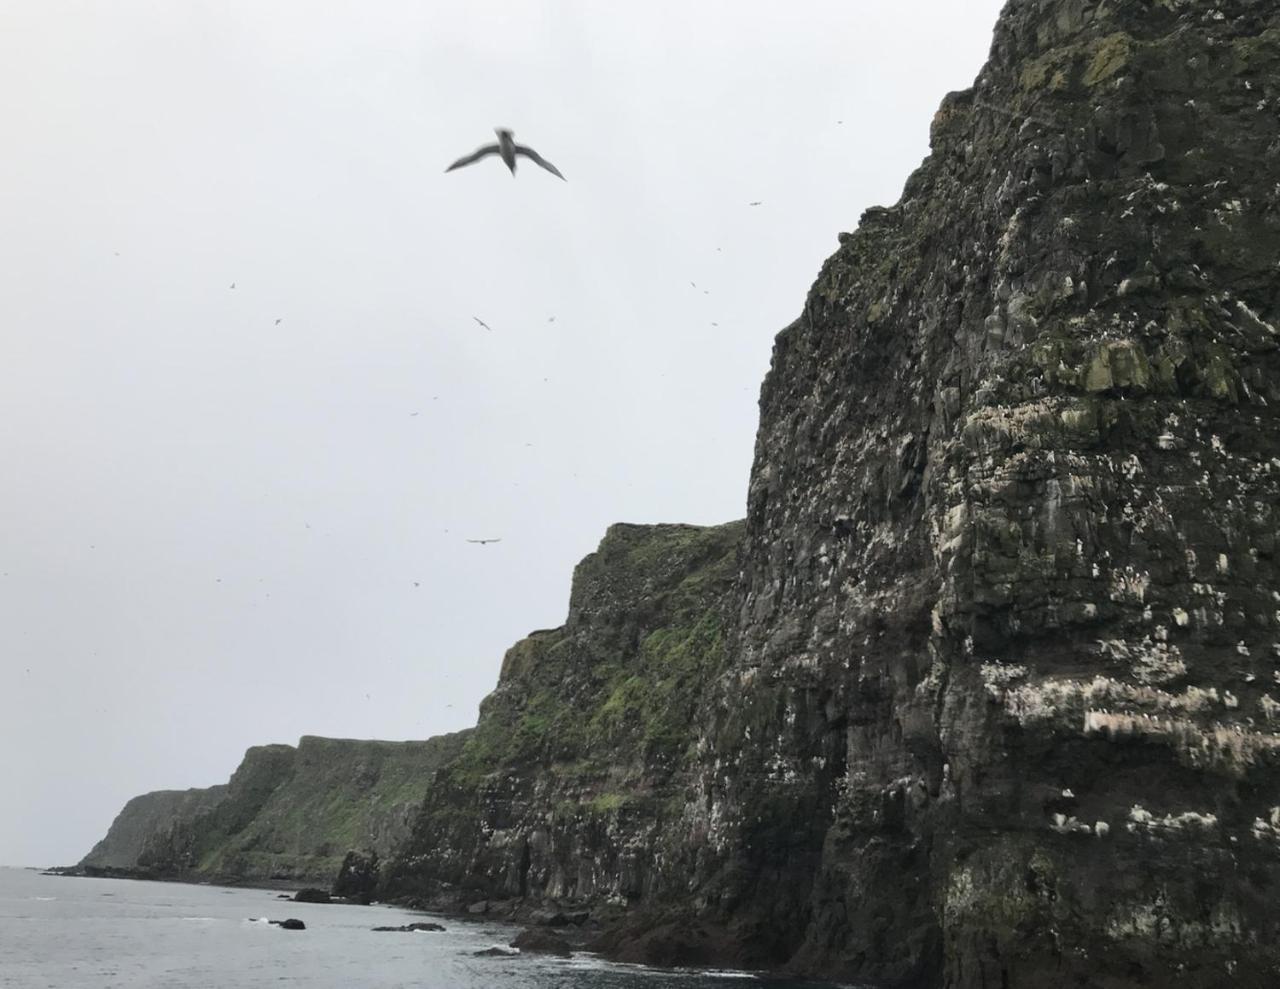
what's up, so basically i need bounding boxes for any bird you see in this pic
[748,201,762,206]
[466,538,501,545]
[446,128,565,180]
[548,316,556,323]
[473,316,492,332]
[274,318,282,325]
[229,282,236,289]
[409,412,420,417]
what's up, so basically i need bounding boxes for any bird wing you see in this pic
[446,143,500,172]
[472,317,491,331]
[513,144,566,180]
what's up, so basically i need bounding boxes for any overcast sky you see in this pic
[1,0,1006,866]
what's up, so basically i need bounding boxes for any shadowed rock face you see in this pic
[664,0,1280,985]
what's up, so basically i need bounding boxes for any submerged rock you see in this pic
[292,888,330,904]
[269,918,305,931]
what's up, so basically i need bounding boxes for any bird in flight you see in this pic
[409,411,420,417]
[274,318,282,325]
[446,128,565,180]
[466,538,502,545]
[473,316,492,332]
[748,201,762,207]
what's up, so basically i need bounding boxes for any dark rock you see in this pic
[332,849,379,901]
[269,918,305,931]
[510,928,572,957]
[292,888,330,904]
[371,922,445,932]
[530,909,569,927]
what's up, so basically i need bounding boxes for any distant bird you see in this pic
[711,322,719,326]
[690,281,697,288]
[274,318,282,325]
[409,412,420,417]
[466,538,501,545]
[748,201,762,206]
[548,316,556,323]
[446,128,566,180]
[413,581,420,587]
[229,282,236,289]
[473,316,492,332]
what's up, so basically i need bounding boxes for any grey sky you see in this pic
[1,0,1006,866]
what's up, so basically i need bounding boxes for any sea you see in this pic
[0,868,827,989]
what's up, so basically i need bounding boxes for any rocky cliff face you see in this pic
[644,1,1280,986]
[81,734,466,884]
[380,521,744,911]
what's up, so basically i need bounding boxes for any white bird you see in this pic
[446,128,565,181]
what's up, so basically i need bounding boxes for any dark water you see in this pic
[0,868,830,989]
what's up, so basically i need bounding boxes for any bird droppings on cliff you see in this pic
[446,128,565,180]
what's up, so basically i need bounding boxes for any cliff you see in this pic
[638,0,1279,985]
[81,734,467,884]
[379,521,744,908]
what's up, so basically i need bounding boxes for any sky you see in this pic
[0,0,1007,866]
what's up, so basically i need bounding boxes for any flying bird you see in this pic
[446,128,566,180]
[466,538,502,545]
[473,316,492,332]
[274,318,282,325]
[229,282,236,289]
[748,201,762,206]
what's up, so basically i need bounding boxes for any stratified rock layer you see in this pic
[658,1,1280,986]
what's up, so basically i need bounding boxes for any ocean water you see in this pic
[0,868,826,989]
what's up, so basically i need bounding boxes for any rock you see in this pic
[465,900,488,915]
[371,922,445,933]
[292,888,330,904]
[332,850,379,902]
[269,918,305,931]
[510,928,572,957]
[530,909,569,927]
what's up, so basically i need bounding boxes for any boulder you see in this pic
[269,918,306,931]
[510,928,572,957]
[292,888,331,904]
